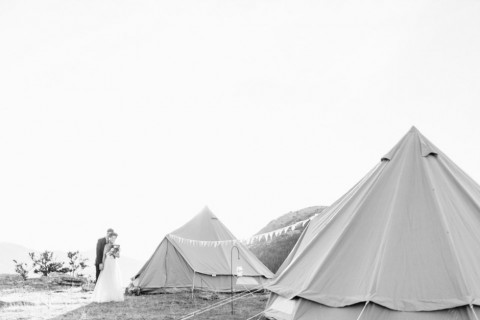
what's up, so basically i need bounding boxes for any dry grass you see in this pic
[0,275,269,320]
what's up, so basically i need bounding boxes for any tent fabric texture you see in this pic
[265,127,480,319]
[133,207,273,293]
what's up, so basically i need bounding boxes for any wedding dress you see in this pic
[92,254,124,302]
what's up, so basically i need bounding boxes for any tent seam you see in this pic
[366,159,405,299]
[423,157,473,302]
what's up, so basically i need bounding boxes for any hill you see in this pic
[256,206,328,234]
[0,242,142,286]
[248,206,327,273]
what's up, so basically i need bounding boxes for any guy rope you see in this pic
[177,285,265,320]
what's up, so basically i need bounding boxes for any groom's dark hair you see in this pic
[107,228,114,233]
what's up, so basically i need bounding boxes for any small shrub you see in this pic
[67,251,89,277]
[12,260,30,280]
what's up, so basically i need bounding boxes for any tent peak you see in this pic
[170,207,236,241]
[198,206,218,219]
[381,127,438,161]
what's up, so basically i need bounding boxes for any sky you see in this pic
[0,0,480,262]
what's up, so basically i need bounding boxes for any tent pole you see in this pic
[192,271,195,300]
[231,245,240,315]
[470,304,480,320]
[355,301,369,320]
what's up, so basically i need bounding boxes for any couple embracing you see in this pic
[92,228,124,303]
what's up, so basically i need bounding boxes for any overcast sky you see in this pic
[1,0,480,261]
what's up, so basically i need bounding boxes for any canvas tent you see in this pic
[265,127,480,320]
[133,207,273,293]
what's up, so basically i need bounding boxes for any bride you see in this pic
[92,232,124,302]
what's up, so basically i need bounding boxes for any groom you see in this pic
[95,228,114,283]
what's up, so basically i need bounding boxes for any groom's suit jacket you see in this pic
[95,237,107,266]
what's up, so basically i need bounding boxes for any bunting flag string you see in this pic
[243,213,318,245]
[166,213,319,247]
[167,234,239,247]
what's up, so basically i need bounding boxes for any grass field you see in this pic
[0,275,269,320]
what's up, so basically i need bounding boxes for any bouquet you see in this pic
[108,245,121,259]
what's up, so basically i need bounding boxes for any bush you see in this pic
[29,251,69,277]
[12,260,30,280]
[67,251,88,277]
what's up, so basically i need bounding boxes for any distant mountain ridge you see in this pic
[0,242,142,286]
[249,206,327,273]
